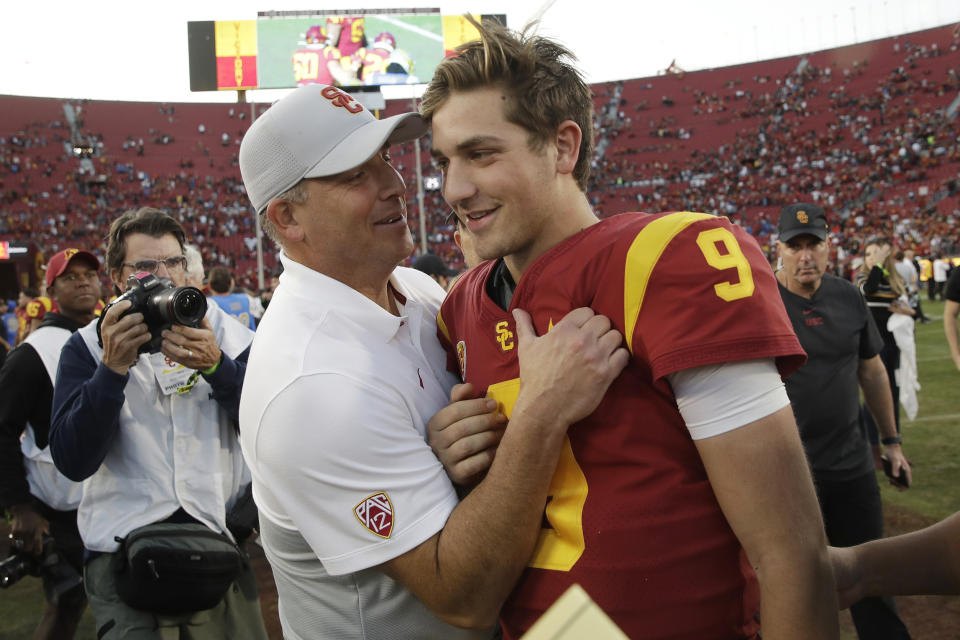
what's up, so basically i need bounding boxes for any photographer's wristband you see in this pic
[201,352,223,376]
[881,435,902,445]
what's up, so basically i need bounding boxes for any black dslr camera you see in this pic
[97,272,207,354]
[0,535,83,604]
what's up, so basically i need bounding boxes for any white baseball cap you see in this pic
[239,84,427,214]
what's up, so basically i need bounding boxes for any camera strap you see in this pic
[148,353,197,395]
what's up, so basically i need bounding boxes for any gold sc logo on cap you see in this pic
[796,210,809,223]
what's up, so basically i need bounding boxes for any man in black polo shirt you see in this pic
[775,203,912,640]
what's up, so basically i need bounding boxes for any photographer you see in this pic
[0,248,100,639]
[49,208,267,640]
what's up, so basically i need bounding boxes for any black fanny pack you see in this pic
[114,522,244,614]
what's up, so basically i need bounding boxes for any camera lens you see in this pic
[169,287,207,326]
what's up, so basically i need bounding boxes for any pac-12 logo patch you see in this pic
[355,492,394,538]
[456,340,467,380]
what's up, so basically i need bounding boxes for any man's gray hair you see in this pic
[184,244,205,288]
[260,180,309,247]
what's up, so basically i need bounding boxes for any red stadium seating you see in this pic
[2,23,959,288]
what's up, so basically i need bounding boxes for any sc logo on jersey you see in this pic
[495,321,514,351]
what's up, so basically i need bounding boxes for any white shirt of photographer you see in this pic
[75,303,254,552]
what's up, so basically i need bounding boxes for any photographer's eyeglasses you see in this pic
[122,256,188,274]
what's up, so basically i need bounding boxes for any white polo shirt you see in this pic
[240,256,490,639]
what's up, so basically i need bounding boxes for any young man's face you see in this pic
[430,87,559,268]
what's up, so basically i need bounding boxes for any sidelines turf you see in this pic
[1,301,958,639]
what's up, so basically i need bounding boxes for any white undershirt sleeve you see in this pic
[666,358,791,440]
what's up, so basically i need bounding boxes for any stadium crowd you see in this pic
[2,23,959,288]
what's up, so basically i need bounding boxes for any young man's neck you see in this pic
[503,195,598,281]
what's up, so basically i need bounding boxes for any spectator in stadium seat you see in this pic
[775,203,911,640]
[420,17,836,639]
[0,248,100,640]
[48,208,267,640]
[238,82,624,638]
[207,266,262,330]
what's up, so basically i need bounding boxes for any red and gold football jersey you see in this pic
[357,47,390,84]
[25,296,56,322]
[292,47,342,86]
[437,212,804,640]
[326,17,365,57]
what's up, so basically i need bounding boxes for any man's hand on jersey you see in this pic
[100,300,151,375]
[161,318,221,371]
[8,504,50,556]
[512,307,629,428]
[427,382,507,485]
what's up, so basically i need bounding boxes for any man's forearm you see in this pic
[203,346,249,425]
[383,406,569,628]
[855,512,960,597]
[697,407,839,639]
[757,544,838,639]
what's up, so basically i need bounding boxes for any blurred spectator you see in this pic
[0,248,102,639]
[207,266,261,330]
[931,253,950,300]
[15,287,40,345]
[183,243,205,290]
[855,237,914,458]
[943,267,960,373]
[412,253,458,291]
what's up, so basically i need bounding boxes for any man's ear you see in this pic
[110,268,125,294]
[554,120,582,176]
[265,199,305,243]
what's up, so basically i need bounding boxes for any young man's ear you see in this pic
[554,120,583,176]
[265,199,305,244]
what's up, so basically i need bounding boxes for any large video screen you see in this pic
[256,12,443,89]
[188,11,505,92]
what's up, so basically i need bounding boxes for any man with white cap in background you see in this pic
[238,84,628,638]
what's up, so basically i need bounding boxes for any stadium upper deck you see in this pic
[1,22,958,287]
